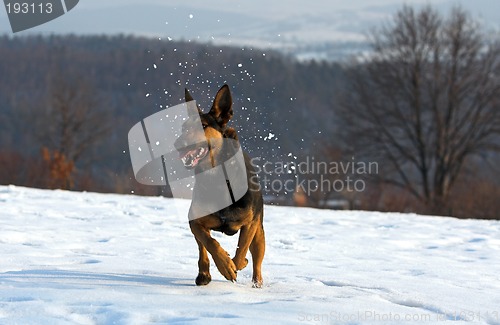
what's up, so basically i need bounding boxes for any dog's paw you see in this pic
[214,252,238,282]
[232,257,248,271]
[195,272,212,286]
[252,276,263,288]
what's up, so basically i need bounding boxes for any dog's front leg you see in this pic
[232,223,258,270]
[189,219,238,283]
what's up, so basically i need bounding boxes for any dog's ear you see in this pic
[185,88,194,102]
[210,84,233,127]
[223,127,238,140]
[185,88,203,114]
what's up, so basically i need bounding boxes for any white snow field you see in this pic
[1,185,500,325]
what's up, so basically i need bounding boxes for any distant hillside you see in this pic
[2,1,498,61]
[0,34,343,193]
[1,34,498,219]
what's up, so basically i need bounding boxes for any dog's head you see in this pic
[174,84,238,170]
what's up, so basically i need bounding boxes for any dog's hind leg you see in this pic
[194,238,211,285]
[249,222,265,288]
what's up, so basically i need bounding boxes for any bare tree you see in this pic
[30,72,110,189]
[338,6,500,214]
[36,73,110,162]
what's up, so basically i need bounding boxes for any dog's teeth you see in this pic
[182,152,194,166]
[181,147,207,167]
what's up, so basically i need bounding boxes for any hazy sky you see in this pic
[62,0,497,19]
[79,0,449,15]
[1,0,498,48]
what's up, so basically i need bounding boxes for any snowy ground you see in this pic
[1,185,500,325]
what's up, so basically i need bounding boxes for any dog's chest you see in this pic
[213,209,244,236]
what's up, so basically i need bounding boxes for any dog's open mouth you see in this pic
[179,146,209,168]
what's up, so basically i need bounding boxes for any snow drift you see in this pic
[1,185,499,324]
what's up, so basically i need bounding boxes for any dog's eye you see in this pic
[202,124,208,129]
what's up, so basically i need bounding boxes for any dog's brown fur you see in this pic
[177,84,265,287]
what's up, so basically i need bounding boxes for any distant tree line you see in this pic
[0,34,342,194]
[1,5,499,219]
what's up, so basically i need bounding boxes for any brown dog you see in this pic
[174,84,265,287]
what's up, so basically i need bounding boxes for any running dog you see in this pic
[174,84,265,287]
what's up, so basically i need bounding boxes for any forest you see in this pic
[1,6,499,219]
[0,35,340,191]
